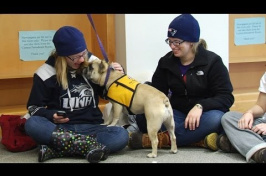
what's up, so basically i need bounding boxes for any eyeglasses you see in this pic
[67,49,88,62]
[165,38,185,46]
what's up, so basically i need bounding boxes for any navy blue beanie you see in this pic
[167,14,200,42]
[53,26,87,56]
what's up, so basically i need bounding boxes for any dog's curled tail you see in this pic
[163,97,171,108]
[164,97,173,117]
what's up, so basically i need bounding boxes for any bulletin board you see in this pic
[0,14,93,79]
[229,14,266,63]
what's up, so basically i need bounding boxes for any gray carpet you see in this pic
[0,143,248,163]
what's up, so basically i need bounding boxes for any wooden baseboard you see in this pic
[0,98,109,116]
[0,105,28,116]
[230,89,259,112]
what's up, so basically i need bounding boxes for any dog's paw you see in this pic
[147,153,157,158]
[170,149,178,154]
[170,143,178,154]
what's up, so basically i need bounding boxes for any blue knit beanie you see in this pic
[167,14,200,42]
[53,26,87,56]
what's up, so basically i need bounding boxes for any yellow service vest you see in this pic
[107,75,140,109]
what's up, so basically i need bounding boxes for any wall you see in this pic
[0,14,114,115]
[115,14,229,83]
[228,14,266,112]
[115,14,266,113]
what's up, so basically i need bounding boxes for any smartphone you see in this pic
[57,111,67,118]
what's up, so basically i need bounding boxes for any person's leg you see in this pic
[135,114,148,133]
[25,116,65,162]
[39,127,108,163]
[173,109,224,146]
[25,116,109,163]
[64,123,129,153]
[221,111,266,162]
[126,115,140,133]
[131,109,223,150]
[130,114,170,149]
[24,116,56,144]
[216,134,238,153]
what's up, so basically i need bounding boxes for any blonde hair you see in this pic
[191,38,207,54]
[52,51,90,90]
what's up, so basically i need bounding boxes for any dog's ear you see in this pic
[81,62,93,77]
[99,60,108,74]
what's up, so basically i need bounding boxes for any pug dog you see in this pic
[83,59,177,158]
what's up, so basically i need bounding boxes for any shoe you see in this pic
[204,133,218,151]
[190,133,218,151]
[128,132,143,149]
[252,148,266,163]
[100,146,110,161]
[216,134,237,153]
[86,148,105,163]
[38,145,64,162]
[128,131,170,149]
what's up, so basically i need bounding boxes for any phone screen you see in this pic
[57,111,67,117]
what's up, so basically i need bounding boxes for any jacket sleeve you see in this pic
[151,58,170,96]
[27,74,57,121]
[199,56,235,112]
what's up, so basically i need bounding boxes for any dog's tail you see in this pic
[163,97,171,108]
[164,97,173,117]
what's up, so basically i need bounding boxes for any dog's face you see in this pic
[83,59,109,85]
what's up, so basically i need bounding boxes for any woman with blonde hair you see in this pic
[25,26,128,163]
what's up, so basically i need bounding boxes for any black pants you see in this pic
[135,114,148,133]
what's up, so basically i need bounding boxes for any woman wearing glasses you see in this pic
[128,14,234,151]
[25,26,128,163]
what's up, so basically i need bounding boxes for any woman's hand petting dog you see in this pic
[111,62,124,74]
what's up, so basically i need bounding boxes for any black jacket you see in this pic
[152,45,234,114]
[27,54,104,124]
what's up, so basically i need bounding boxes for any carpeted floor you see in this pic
[0,143,248,163]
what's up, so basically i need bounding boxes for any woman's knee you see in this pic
[221,111,240,126]
[24,116,37,134]
[24,116,56,144]
[97,126,129,153]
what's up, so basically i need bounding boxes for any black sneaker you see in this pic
[216,134,237,153]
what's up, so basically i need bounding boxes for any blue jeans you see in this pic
[25,116,129,153]
[136,109,224,146]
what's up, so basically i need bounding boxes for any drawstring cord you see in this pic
[67,75,97,111]
[82,74,96,108]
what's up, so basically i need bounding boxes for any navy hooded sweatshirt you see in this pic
[27,54,105,124]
